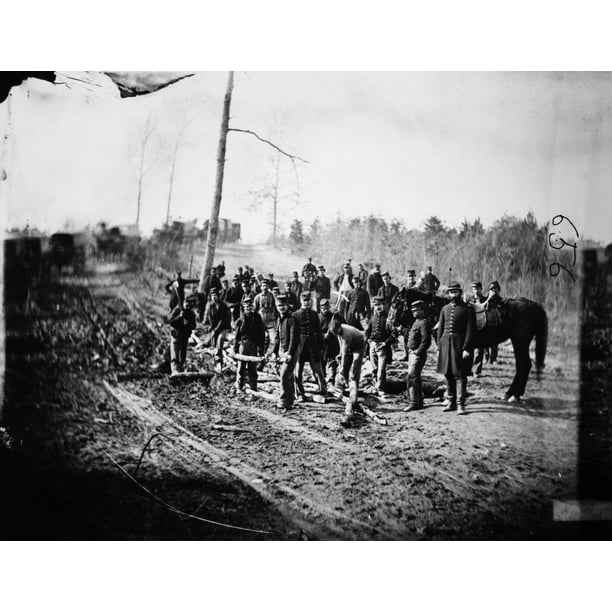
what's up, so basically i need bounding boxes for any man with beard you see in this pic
[404,300,432,412]
[233,297,266,391]
[437,282,476,415]
[345,276,372,330]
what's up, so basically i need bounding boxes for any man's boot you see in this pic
[404,383,417,412]
[341,402,355,428]
[457,377,467,415]
[443,376,457,411]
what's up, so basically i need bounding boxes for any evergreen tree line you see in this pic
[282,213,578,314]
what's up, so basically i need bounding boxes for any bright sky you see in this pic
[2,71,611,243]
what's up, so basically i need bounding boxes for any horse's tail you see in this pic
[535,304,548,377]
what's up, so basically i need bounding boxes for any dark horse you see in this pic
[390,290,548,402]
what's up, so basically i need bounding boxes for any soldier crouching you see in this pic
[168,295,198,375]
[404,299,431,411]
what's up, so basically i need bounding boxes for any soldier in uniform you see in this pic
[220,278,230,301]
[203,288,232,372]
[302,257,317,281]
[168,294,198,375]
[334,262,354,318]
[312,265,331,312]
[436,282,476,415]
[365,296,395,396]
[165,269,199,312]
[292,292,327,400]
[233,296,266,391]
[319,298,342,385]
[330,317,367,427]
[406,269,418,289]
[367,263,383,299]
[201,266,222,306]
[357,263,369,287]
[467,281,487,376]
[283,280,300,312]
[253,279,279,359]
[376,272,399,314]
[267,272,278,290]
[224,275,244,325]
[418,265,441,300]
[289,271,303,299]
[484,280,503,364]
[404,300,432,411]
[272,294,300,411]
[345,275,372,330]
[240,279,253,306]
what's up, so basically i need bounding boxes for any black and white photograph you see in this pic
[2,69,610,547]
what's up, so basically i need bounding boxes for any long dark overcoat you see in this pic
[436,300,476,377]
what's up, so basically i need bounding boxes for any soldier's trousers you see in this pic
[170,335,189,374]
[294,337,327,396]
[407,352,426,409]
[445,375,467,407]
[279,353,298,407]
[341,346,366,412]
[236,340,258,390]
[214,329,230,366]
[474,347,485,374]
[369,341,390,392]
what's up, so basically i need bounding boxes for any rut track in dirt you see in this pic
[78,264,581,539]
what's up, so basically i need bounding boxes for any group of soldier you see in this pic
[164,258,504,426]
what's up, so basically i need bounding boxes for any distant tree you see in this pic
[424,216,447,238]
[289,219,304,249]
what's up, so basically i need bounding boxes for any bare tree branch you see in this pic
[228,128,310,164]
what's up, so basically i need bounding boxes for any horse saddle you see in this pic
[472,302,503,329]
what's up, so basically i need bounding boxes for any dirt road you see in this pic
[2,261,581,540]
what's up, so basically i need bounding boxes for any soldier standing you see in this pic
[203,288,232,372]
[253,279,278,359]
[376,272,399,314]
[437,282,476,415]
[168,294,198,375]
[165,269,199,312]
[365,296,395,396]
[224,275,244,325]
[357,263,369,287]
[334,262,354,318]
[283,280,300,312]
[312,265,331,312]
[367,263,384,299]
[292,292,327,400]
[289,271,303,299]
[346,276,372,330]
[404,299,431,411]
[302,257,317,281]
[418,265,441,299]
[468,281,487,376]
[272,294,300,411]
[484,280,503,363]
[233,297,266,391]
[319,298,342,385]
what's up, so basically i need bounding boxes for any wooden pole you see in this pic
[199,71,234,293]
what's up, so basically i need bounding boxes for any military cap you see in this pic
[447,282,462,291]
[410,299,425,309]
[185,294,198,306]
[471,281,482,289]
[320,298,330,306]
[268,272,274,277]
[382,272,391,278]
[374,263,381,269]
[373,296,384,304]
[407,269,416,275]
[261,279,269,286]
[300,291,312,300]
[232,274,241,281]
[427,265,433,271]
[242,296,253,304]
[488,280,501,292]
[276,293,288,304]
[209,288,219,295]
[318,265,325,271]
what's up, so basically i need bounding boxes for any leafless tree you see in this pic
[199,72,309,289]
[131,114,158,229]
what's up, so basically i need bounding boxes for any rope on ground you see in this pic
[94,439,276,536]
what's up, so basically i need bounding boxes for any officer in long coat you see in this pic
[436,281,476,415]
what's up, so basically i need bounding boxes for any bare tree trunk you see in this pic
[272,153,280,247]
[199,71,234,291]
[165,146,178,226]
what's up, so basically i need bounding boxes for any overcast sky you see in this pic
[2,71,611,243]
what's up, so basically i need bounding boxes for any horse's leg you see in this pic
[507,337,532,402]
